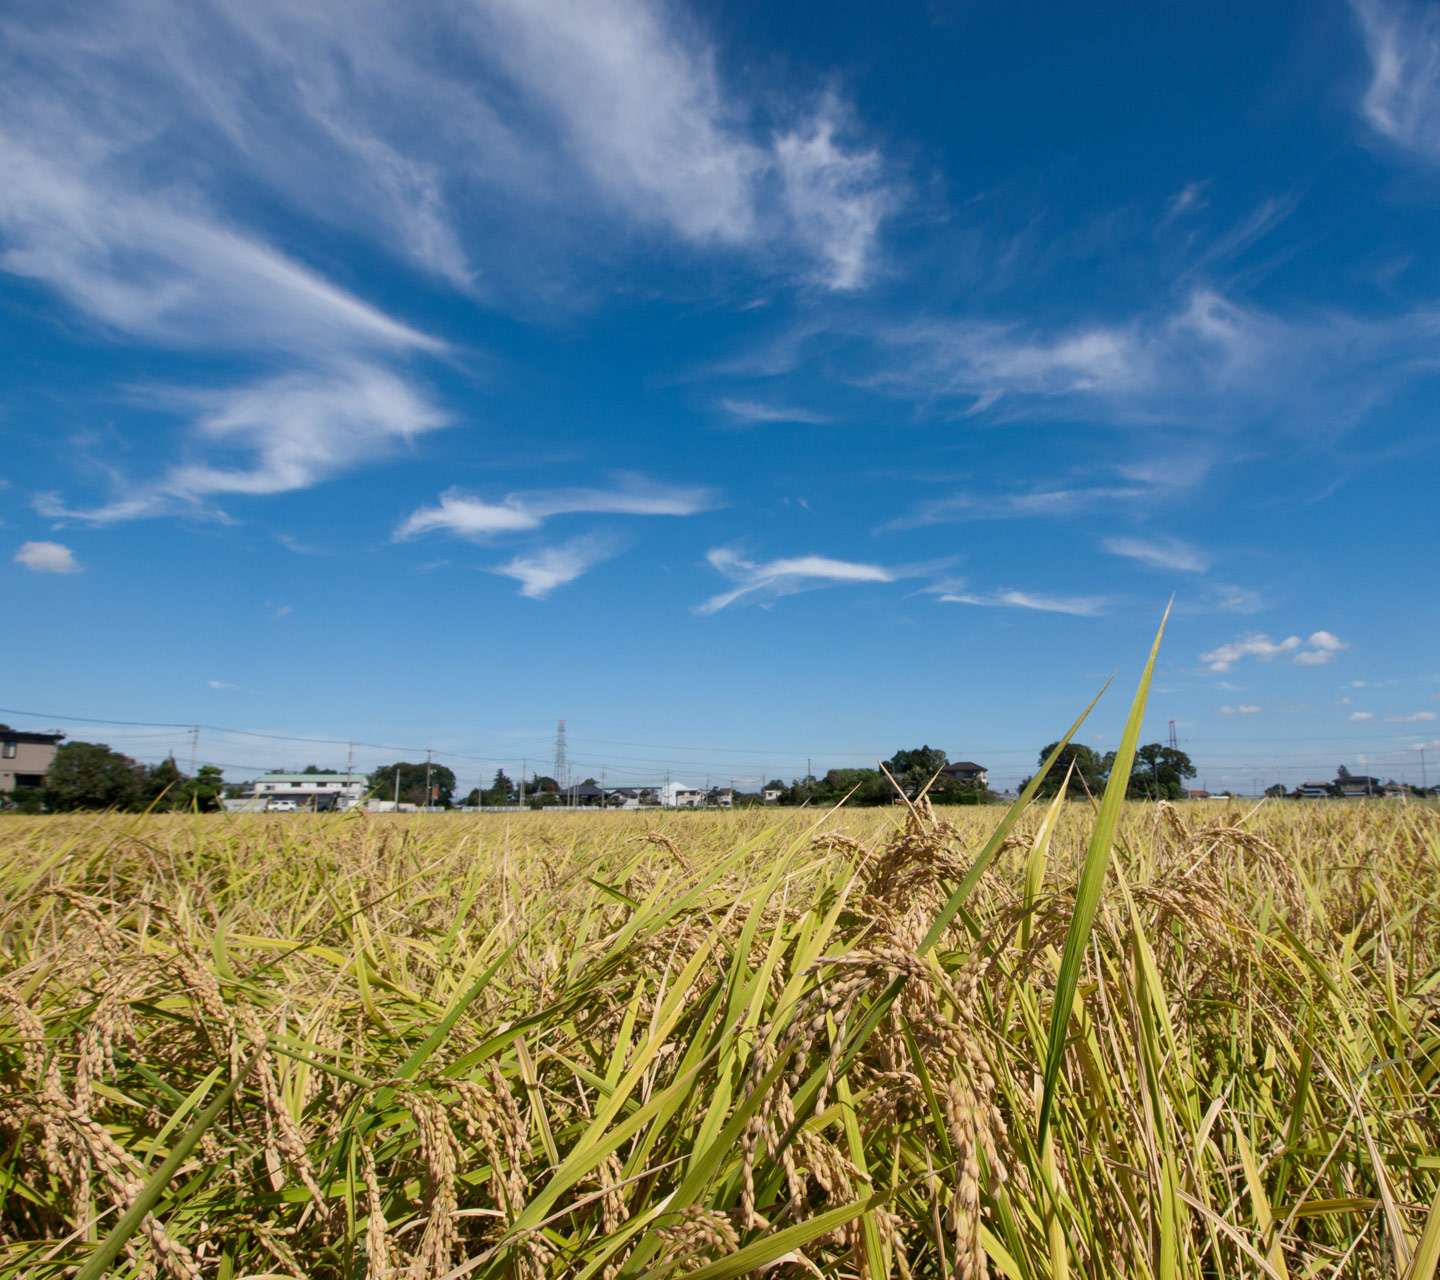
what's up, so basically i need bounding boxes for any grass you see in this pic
[2,742,1439,1274]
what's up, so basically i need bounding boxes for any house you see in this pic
[940,761,988,786]
[0,727,65,796]
[1186,789,1211,800]
[661,782,703,808]
[1297,781,1331,799]
[707,786,734,808]
[1335,775,1383,799]
[250,772,366,811]
[603,788,641,809]
[763,788,783,803]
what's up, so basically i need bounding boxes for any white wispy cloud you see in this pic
[1102,535,1212,573]
[881,485,1152,532]
[938,589,1108,617]
[1201,630,1348,672]
[1218,704,1262,715]
[1350,0,1440,161]
[719,398,832,425]
[14,540,82,573]
[40,366,450,522]
[492,534,623,599]
[1349,711,1376,721]
[397,476,718,541]
[1384,711,1437,723]
[695,547,899,614]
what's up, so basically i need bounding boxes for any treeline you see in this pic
[775,747,994,808]
[5,742,225,813]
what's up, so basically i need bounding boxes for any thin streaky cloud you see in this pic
[1384,711,1437,723]
[397,476,719,541]
[1102,535,1212,573]
[938,588,1108,617]
[719,398,832,425]
[695,547,899,614]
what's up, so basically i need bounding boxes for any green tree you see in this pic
[1023,743,1106,798]
[44,742,146,811]
[366,762,457,807]
[485,770,515,804]
[143,756,186,809]
[175,765,225,812]
[882,745,949,795]
[1124,744,1197,800]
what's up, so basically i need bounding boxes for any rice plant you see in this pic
[2,650,1439,1277]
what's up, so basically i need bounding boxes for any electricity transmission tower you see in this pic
[554,719,569,794]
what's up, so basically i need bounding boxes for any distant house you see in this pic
[250,772,366,811]
[940,761,988,786]
[604,788,641,809]
[1336,775,1383,799]
[0,727,65,796]
[1297,781,1332,799]
[707,786,734,808]
[662,783,703,808]
[763,788,783,803]
[1187,789,1211,800]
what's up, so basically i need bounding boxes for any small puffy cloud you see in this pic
[1335,697,1353,706]
[695,547,897,614]
[1201,630,1346,671]
[1349,711,1376,722]
[398,476,718,541]
[492,534,621,599]
[939,588,1108,617]
[1384,711,1437,723]
[1218,704,1262,715]
[1102,535,1211,573]
[14,540,82,573]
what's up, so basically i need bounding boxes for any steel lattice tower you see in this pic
[554,719,568,791]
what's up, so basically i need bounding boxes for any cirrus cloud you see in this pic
[694,547,899,614]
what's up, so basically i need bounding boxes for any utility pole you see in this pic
[394,767,400,809]
[520,758,526,809]
[424,750,433,811]
[189,723,199,776]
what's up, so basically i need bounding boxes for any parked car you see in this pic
[269,799,298,812]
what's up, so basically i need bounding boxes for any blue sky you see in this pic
[5,0,1440,794]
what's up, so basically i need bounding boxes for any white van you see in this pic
[269,799,299,812]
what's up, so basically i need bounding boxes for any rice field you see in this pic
[1,788,1437,1280]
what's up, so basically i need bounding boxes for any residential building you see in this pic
[1297,781,1331,799]
[763,788,783,803]
[707,786,734,808]
[940,761,988,786]
[249,772,366,811]
[1335,774,1383,799]
[661,782,703,808]
[0,727,64,795]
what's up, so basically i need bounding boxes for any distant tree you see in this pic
[1337,765,1352,779]
[366,762,457,807]
[1265,783,1288,799]
[175,765,225,812]
[463,788,481,807]
[882,746,949,795]
[143,756,186,809]
[930,775,994,805]
[529,775,559,794]
[44,742,146,811]
[1023,743,1106,798]
[485,770,515,804]
[1126,744,1197,800]
[223,782,250,799]
[764,779,787,794]
[301,764,326,774]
